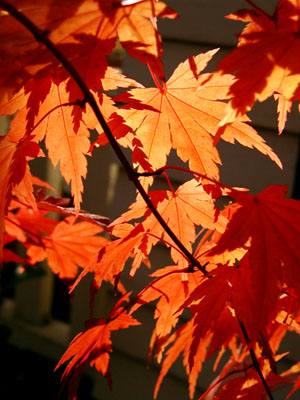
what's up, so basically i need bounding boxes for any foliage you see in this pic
[1,0,300,399]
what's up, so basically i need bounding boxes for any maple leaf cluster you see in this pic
[1,0,300,399]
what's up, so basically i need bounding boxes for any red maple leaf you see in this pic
[2,234,25,264]
[209,184,300,336]
[181,265,237,362]
[216,1,300,130]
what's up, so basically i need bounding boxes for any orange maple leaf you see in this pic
[105,49,281,183]
[130,265,203,361]
[27,216,108,280]
[37,78,90,212]
[154,317,213,400]
[0,134,39,261]
[275,93,293,134]
[2,73,91,212]
[217,1,300,129]
[56,292,140,400]
[72,223,144,293]
[111,179,227,270]
[12,166,38,211]
[1,67,139,211]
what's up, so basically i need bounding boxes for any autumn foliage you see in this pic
[1,0,300,399]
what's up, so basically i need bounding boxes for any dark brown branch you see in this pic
[238,319,275,400]
[0,1,207,275]
[245,0,272,19]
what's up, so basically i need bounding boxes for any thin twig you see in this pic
[136,164,234,191]
[245,0,272,19]
[238,319,275,400]
[0,1,207,275]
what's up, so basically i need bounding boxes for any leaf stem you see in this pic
[162,171,176,195]
[147,62,164,93]
[0,1,207,275]
[198,364,253,400]
[238,319,275,400]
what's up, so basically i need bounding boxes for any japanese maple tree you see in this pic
[1,0,300,399]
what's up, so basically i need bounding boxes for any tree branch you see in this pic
[0,0,207,275]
